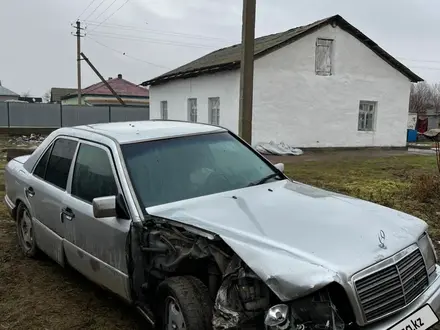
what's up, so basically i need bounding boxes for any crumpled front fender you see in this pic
[221,235,342,301]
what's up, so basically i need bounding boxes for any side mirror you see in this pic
[93,196,117,218]
[274,163,285,173]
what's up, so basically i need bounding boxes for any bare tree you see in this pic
[21,91,31,97]
[431,83,440,115]
[409,82,432,114]
[43,90,51,103]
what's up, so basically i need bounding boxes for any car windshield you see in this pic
[121,131,281,208]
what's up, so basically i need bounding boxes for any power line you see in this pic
[410,66,440,71]
[83,0,108,21]
[77,0,98,20]
[87,36,171,69]
[89,0,130,32]
[93,0,119,22]
[84,21,235,42]
[87,31,218,49]
[397,57,440,64]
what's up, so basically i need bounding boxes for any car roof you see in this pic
[73,120,227,144]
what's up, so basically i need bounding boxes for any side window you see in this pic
[188,98,197,122]
[71,144,118,203]
[34,145,53,179]
[44,138,78,190]
[208,97,220,125]
[160,101,168,120]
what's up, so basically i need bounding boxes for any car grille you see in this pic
[354,248,429,322]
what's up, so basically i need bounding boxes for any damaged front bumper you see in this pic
[264,266,440,330]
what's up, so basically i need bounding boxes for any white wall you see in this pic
[149,23,412,148]
[252,24,412,148]
[149,71,240,133]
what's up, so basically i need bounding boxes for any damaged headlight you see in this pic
[264,304,290,329]
[419,232,437,275]
[264,289,345,330]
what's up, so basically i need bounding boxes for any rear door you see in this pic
[62,140,131,301]
[28,137,78,265]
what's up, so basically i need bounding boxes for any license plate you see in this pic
[388,304,439,330]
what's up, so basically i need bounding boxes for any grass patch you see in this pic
[285,155,440,239]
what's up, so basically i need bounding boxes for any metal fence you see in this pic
[0,102,150,128]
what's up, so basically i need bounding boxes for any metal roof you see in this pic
[142,15,423,86]
[63,76,149,100]
[0,85,19,97]
[74,120,226,144]
[50,88,77,103]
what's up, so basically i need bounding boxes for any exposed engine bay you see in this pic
[140,220,355,329]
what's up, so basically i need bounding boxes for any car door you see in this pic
[28,137,78,265]
[61,140,131,301]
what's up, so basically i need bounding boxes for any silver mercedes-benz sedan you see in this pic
[4,120,440,330]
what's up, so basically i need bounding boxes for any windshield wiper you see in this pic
[247,173,282,187]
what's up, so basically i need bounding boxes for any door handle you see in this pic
[25,187,35,198]
[61,207,75,222]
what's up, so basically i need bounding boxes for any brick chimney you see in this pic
[118,74,122,79]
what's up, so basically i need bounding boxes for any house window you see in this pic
[315,38,333,76]
[208,97,220,125]
[358,101,377,131]
[188,98,197,122]
[160,101,168,120]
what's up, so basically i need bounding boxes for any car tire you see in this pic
[156,276,213,330]
[16,203,39,258]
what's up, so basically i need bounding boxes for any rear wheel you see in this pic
[156,276,213,330]
[16,203,38,258]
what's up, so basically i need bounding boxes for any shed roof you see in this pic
[0,84,19,97]
[50,88,77,103]
[142,15,423,86]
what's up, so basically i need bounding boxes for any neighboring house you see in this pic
[61,74,149,107]
[50,88,77,103]
[143,15,422,148]
[0,81,19,102]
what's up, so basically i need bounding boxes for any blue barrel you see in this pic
[407,129,417,142]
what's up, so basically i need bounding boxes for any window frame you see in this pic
[32,136,79,191]
[208,97,220,126]
[68,140,122,205]
[187,98,198,123]
[315,38,334,76]
[160,101,168,120]
[358,100,377,132]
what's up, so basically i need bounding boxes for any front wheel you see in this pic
[156,276,213,330]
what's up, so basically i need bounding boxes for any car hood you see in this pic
[146,179,427,300]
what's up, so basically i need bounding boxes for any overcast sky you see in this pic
[1,0,440,97]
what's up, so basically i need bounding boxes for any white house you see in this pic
[142,15,422,148]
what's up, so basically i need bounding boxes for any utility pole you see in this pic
[238,0,256,145]
[80,52,126,106]
[75,21,84,105]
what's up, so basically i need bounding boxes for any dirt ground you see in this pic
[1,145,440,329]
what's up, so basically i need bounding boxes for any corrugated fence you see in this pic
[0,103,150,128]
